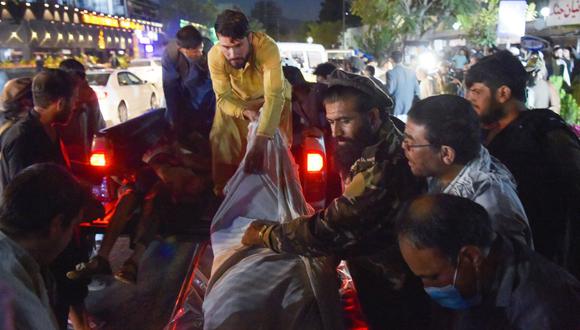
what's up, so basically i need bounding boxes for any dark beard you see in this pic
[332,126,376,176]
[479,97,506,125]
[55,106,72,125]
[228,53,250,69]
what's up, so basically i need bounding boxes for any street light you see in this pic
[540,6,550,19]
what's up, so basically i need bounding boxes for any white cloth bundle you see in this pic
[203,122,343,330]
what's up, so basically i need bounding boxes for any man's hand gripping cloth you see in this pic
[203,122,343,330]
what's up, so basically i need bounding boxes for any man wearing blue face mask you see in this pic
[396,194,580,329]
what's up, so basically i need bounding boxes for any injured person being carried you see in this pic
[202,121,343,330]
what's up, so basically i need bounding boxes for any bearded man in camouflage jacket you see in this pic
[243,70,431,329]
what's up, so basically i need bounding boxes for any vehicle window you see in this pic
[117,72,131,86]
[286,51,304,68]
[86,73,110,86]
[129,61,150,67]
[307,51,323,69]
[127,72,143,84]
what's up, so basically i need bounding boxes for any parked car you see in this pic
[278,42,328,82]
[82,107,328,227]
[128,57,165,107]
[127,57,163,87]
[87,69,161,126]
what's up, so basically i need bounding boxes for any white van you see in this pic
[326,49,355,60]
[277,42,327,76]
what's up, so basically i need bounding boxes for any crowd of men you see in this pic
[0,8,579,330]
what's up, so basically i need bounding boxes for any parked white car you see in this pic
[128,57,162,85]
[278,42,327,82]
[87,69,161,126]
[127,57,165,107]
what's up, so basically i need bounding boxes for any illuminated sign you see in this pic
[497,1,527,42]
[547,0,580,26]
[82,13,118,28]
[135,30,158,45]
[119,20,144,31]
[82,13,143,31]
[98,30,105,49]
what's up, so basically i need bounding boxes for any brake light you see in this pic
[306,152,324,173]
[96,90,108,99]
[90,134,109,168]
[90,152,108,167]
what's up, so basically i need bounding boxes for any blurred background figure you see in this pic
[416,68,436,99]
[435,61,462,96]
[525,54,561,114]
[110,52,120,69]
[362,65,388,94]
[553,46,571,88]
[387,50,420,118]
[58,59,106,164]
[313,62,338,84]
[0,78,34,140]
[282,65,328,148]
[35,55,44,72]
[451,48,469,76]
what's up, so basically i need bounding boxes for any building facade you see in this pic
[0,1,161,61]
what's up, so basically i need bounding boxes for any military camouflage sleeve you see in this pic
[267,157,410,257]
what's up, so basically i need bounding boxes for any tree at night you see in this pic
[159,0,218,29]
[351,0,478,59]
[251,0,283,40]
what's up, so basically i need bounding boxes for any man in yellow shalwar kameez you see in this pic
[208,9,292,196]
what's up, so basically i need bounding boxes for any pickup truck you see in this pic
[78,108,170,232]
[80,107,329,230]
[79,108,331,329]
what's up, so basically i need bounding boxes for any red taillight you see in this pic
[90,152,108,167]
[90,134,109,168]
[306,152,324,173]
[96,90,108,99]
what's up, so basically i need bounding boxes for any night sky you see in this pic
[215,0,321,21]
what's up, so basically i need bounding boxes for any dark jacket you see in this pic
[456,234,580,329]
[0,110,66,193]
[162,41,216,138]
[485,109,580,278]
[58,80,106,163]
[0,110,89,330]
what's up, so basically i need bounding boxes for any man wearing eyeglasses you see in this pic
[402,95,533,247]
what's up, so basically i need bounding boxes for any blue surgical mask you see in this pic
[424,261,481,310]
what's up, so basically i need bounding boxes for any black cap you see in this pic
[326,69,394,110]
